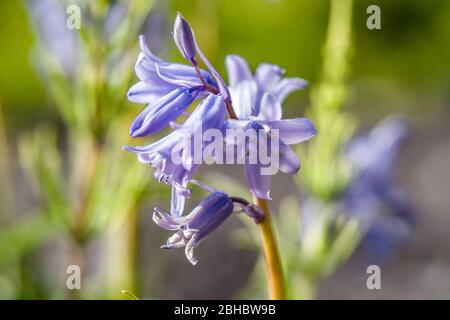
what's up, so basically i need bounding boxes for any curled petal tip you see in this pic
[129,129,140,138]
[304,118,318,139]
[300,79,308,88]
[186,249,199,265]
[122,145,132,152]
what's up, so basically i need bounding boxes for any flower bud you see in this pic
[173,13,197,65]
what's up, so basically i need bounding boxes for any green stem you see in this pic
[254,197,286,300]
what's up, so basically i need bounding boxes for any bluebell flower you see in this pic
[344,117,414,262]
[154,191,234,265]
[127,35,217,104]
[224,55,316,199]
[124,94,226,199]
[125,14,317,266]
[153,181,263,265]
[299,118,413,264]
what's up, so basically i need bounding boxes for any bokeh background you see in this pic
[0,0,449,299]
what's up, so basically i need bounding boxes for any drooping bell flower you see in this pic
[154,191,233,265]
[153,181,263,265]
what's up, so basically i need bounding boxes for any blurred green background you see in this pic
[0,0,449,299]
[2,0,449,130]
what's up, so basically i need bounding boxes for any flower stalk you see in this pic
[254,197,286,300]
[226,87,285,299]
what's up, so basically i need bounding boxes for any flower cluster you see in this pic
[125,13,316,264]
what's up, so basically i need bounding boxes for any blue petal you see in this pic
[136,35,216,86]
[230,80,257,119]
[271,77,308,102]
[347,117,409,178]
[256,92,282,120]
[130,88,194,137]
[255,63,284,91]
[139,35,164,63]
[279,142,301,175]
[244,162,272,200]
[225,55,253,87]
[182,94,226,133]
[127,79,176,104]
[268,118,317,144]
[243,122,272,200]
[188,192,234,241]
[123,132,180,154]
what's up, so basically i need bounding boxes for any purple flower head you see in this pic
[153,180,264,265]
[343,117,414,262]
[125,14,317,267]
[173,13,197,65]
[127,35,217,105]
[129,87,197,137]
[224,55,316,199]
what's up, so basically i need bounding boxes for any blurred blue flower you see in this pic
[343,117,414,262]
[224,55,316,199]
[26,0,80,75]
[299,118,413,264]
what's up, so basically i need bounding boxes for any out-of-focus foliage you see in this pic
[0,0,160,299]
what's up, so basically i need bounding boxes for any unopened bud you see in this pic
[173,13,197,65]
